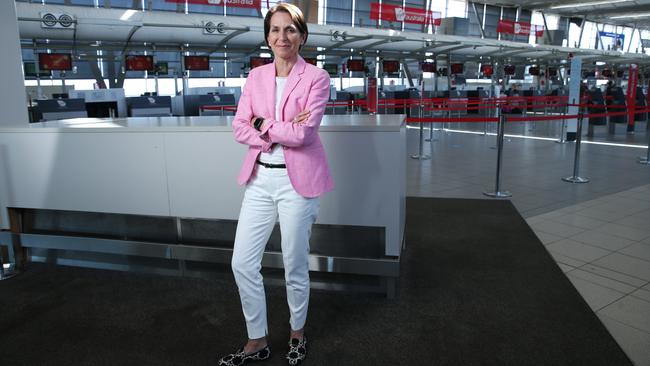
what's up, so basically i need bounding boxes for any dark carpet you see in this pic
[0,198,632,366]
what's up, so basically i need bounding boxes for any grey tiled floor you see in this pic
[405,122,650,365]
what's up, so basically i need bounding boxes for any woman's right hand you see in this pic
[293,110,311,124]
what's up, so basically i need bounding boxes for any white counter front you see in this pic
[0,115,405,256]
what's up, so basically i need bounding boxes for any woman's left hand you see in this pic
[293,110,311,124]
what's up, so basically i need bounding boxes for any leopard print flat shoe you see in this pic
[218,345,271,366]
[286,336,307,365]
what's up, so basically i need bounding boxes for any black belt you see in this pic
[256,160,286,169]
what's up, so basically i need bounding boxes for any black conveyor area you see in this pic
[0,198,631,365]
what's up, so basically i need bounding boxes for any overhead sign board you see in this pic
[165,0,260,9]
[497,20,544,37]
[642,39,650,48]
[597,31,624,51]
[370,3,441,26]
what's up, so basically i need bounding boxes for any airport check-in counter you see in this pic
[0,115,406,295]
[69,89,127,118]
[173,94,237,116]
[36,98,88,121]
[126,96,172,117]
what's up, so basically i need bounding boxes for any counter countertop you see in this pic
[3,115,405,133]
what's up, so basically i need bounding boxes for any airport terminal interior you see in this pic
[1,0,650,365]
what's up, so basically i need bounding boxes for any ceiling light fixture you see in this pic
[610,12,650,19]
[550,0,629,10]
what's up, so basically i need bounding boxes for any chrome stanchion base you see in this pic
[483,190,512,198]
[638,158,650,165]
[562,176,590,183]
[0,264,18,280]
[410,154,431,160]
[555,139,569,144]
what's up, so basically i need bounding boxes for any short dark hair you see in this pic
[264,3,308,48]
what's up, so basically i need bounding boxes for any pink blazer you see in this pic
[233,56,334,198]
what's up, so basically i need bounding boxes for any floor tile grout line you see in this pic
[565,268,642,296]
[597,312,650,336]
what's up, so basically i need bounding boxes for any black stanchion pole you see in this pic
[484,109,512,198]
[562,109,590,183]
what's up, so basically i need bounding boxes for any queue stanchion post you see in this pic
[484,110,512,198]
[410,103,431,160]
[562,110,590,183]
[638,125,650,165]
[556,99,572,144]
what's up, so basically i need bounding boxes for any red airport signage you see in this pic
[39,53,73,71]
[184,56,210,71]
[125,55,154,71]
[165,0,260,9]
[370,3,441,26]
[497,20,544,37]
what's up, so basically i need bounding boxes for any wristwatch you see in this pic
[253,117,264,131]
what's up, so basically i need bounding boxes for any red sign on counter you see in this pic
[497,20,544,37]
[370,3,441,26]
[165,0,260,9]
[38,53,73,71]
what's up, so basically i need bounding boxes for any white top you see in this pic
[259,76,287,164]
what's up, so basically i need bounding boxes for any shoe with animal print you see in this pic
[218,345,270,366]
[286,336,307,365]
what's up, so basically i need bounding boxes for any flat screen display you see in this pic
[504,64,516,75]
[382,60,400,73]
[24,62,52,77]
[616,70,624,78]
[528,66,540,76]
[583,70,596,78]
[480,64,493,76]
[125,55,154,71]
[184,56,210,71]
[601,69,612,78]
[323,63,338,75]
[38,53,73,71]
[450,63,463,74]
[546,67,557,77]
[155,62,168,75]
[250,56,273,69]
[421,62,436,73]
[347,59,365,72]
[304,57,317,66]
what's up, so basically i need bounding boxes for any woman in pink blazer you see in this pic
[219,4,332,366]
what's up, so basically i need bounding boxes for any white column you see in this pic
[0,1,29,127]
[566,56,582,140]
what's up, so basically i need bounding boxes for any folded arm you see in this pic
[259,71,330,148]
[232,72,273,151]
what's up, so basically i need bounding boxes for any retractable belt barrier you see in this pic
[405,100,650,196]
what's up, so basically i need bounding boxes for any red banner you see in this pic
[626,64,638,131]
[497,20,544,37]
[165,0,260,9]
[367,77,377,114]
[370,3,441,26]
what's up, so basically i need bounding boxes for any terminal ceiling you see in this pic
[15,2,650,68]
[479,0,650,29]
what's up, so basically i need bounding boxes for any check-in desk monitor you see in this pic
[126,96,172,117]
[37,98,88,121]
[196,94,237,116]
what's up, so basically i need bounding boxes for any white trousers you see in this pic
[231,165,320,339]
